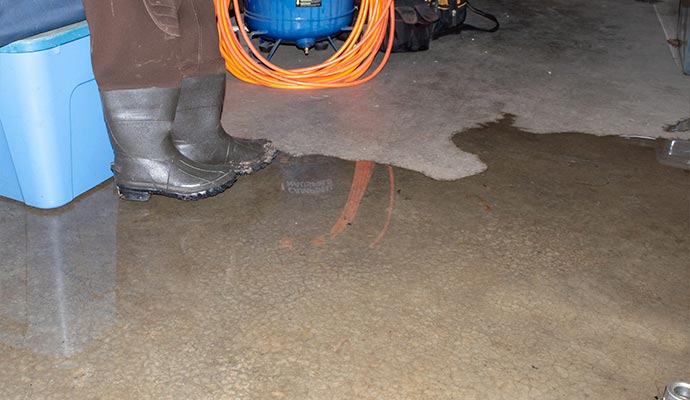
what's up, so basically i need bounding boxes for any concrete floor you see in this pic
[0,120,688,399]
[222,0,690,181]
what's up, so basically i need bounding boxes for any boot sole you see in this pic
[235,149,280,176]
[116,176,237,202]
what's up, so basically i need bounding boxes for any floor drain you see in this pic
[664,381,690,400]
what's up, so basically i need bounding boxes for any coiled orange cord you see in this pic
[214,0,395,89]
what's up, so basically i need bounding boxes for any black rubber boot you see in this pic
[173,74,278,175]
[100,87,238,201]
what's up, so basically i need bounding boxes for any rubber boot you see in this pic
[100,87,238,201]
[173,74,278,175]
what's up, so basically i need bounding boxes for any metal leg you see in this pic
[327,36,339,52]
[266,39,282,61]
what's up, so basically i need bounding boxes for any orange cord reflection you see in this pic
[280,161,395,250]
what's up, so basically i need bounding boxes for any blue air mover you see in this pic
[244,0,355,53]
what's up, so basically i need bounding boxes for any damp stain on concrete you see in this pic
[0,121,688,399]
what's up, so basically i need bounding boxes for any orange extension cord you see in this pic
[214,0,396,89]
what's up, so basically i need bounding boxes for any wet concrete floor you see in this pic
[0,119,688,399]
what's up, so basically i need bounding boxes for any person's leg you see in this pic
[83,0,237,201]
[83,0,189,90]
[99,87,237,201]
[177,0,226,79]
[171,0,278,174]
[173,72,278,175]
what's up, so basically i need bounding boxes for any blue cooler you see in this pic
[0,22,113,209]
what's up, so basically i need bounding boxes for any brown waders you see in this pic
[83,0,276,201]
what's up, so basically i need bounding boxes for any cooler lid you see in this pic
[0,21,89,54]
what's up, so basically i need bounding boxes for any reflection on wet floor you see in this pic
[0,153,395,360]
[276,155,395,250]
[0,122,688,398]
[0,187,117,358]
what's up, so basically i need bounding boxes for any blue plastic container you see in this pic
[244,0,355,49]
[0,22,113,209]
